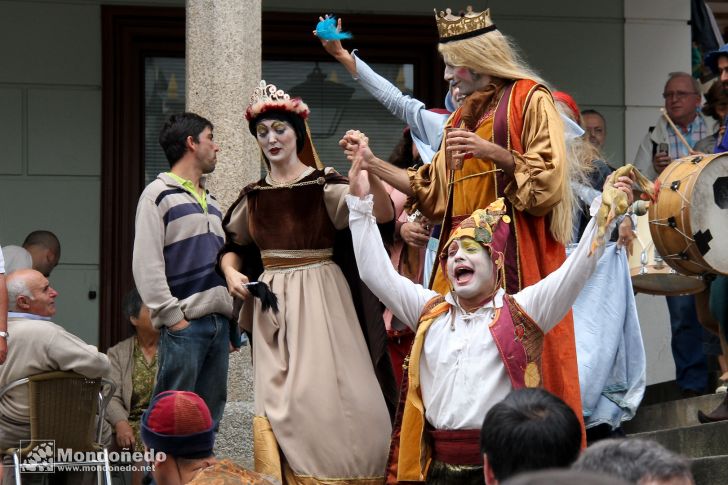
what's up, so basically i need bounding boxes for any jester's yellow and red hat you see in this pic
[439,198,511,294]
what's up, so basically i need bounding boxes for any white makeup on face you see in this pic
[444,63,491,99]
[255,119,297,164]
[445,238,495,307]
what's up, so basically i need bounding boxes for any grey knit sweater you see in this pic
[132,173,233,329]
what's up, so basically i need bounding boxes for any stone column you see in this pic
[187,0,262,209]
[186,0,261,466]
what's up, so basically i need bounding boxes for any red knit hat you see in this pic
[141,391,215,458]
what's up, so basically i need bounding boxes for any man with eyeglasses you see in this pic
[633,72,718,400]
[634,72,718,181]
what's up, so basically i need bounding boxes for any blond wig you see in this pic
[546,137,576,246]
[438,30,546,85]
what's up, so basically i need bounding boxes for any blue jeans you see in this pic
[153,313,230,427]
[666,295,708,393]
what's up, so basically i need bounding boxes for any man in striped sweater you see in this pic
[132,112,233,426]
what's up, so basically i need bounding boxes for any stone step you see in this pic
[630,421,728,458]
[216,400,255,469]
[227,347,254,403]
[692,455,728,485]
[215,345,255,468]
[623,393,725,434]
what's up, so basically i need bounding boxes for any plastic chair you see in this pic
[0,371,116,484]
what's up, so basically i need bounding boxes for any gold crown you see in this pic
[434,6,496,43]
[245,80,310,121]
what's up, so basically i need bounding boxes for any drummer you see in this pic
[632,72,717,398]
[705,44,728,152]
[696,45,728,421]
[694,79,728,154]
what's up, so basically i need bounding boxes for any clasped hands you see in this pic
[340,130,375,198]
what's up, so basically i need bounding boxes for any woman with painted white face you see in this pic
[217,81,396,484]
[345,147,634,483]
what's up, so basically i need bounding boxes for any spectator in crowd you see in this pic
[133,112,233,427]
[582,109,608,151]
[633,72,716,398]
[573,438,694,485]
[703,43,728,152]
[141,390,277,484]
[0,269,109,477]
[552,92,614,242]
[634,72,717,180]
[23,230,61,277]
[694,79,728,153]
[2,230,61,277]
[480,388,583,484]
[502,469,629,485]
[1,245,32,275]
[105,288,159,485]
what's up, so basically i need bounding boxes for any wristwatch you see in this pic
[0,331,8,339]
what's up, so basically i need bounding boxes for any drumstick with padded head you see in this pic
[660,108,696,155]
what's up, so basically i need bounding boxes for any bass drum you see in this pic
[628,211,706,295]
[649,152,728,277]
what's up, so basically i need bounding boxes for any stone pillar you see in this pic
[186,0,261,466]
[186,0,262,209]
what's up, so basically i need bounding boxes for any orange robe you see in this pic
[408,79,584,442]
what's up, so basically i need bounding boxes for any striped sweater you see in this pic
[133,173,233,329]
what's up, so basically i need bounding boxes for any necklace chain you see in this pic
[269,166,311,186]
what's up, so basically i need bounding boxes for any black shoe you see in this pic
[697,395,728,423]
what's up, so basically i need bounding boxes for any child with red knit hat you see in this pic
[142,391,277,485]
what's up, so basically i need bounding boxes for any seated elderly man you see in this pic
[345,151,634,483]
[0,269,110,453]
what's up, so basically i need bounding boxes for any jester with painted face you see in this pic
[345,155,634,484]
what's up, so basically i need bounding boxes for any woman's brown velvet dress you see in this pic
[223,167,391,484]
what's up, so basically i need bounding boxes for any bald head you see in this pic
[22,230,61,277]
[7,269,58,317]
